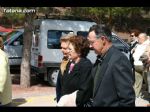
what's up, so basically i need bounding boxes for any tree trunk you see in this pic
[20,13,34,88]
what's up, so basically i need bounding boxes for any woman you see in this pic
[57,35,93,107]
[56,34,73,102]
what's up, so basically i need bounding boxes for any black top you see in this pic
[59,58,93,106]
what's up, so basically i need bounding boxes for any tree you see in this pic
[69,7,148,31]
[1,7,25,28]
[20,10,36,87]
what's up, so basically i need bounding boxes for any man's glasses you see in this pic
[89,39,97,46]
[88,35,103,46]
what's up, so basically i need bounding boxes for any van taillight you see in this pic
[38,55,43,67]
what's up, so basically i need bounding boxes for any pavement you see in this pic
[11,83,150,107]
[12,95,57,107]
[11,94,150,107]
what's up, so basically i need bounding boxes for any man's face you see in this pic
[130,33,136,41]
[87,31,103,55]
[61,41,69,58]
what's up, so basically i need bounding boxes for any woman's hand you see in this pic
[56,90,78,107]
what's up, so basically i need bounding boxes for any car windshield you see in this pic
[3,31,20,45]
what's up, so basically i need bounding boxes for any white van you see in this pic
[31,19,97,86]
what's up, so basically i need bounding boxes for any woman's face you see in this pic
[68,43,80,62]
[61,41,70,58]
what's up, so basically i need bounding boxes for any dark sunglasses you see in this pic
[130,35,135,37]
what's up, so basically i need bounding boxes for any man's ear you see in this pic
[103,40,106,46]
[101,36,108,41]
[101,36,106,45]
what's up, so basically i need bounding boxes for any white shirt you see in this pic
[133,39,150,66]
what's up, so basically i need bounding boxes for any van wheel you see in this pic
[47,68,59,87]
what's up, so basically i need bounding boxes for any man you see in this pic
[129,29,140,52]
[56,33,74,102]
[0,37,12,106]
[133,33,150,98]
[140,44,150,93]
[141,45,150,72]
[86,24,135,107]
[129,29,140,75]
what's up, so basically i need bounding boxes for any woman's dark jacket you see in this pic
[58,58,93,106]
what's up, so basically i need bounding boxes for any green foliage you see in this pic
[1,7,150,32]
[3,7,25,26]
[69,7,150,32]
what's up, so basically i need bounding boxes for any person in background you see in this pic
[141,45,150,72]
[0,36,12,106]
[140,44,150,93]
[133,33,150,98]
[129,29,140,53]
[56,34,73,102]
[57,35,93,107]
[85,24,135,107]
[129,29,141,76]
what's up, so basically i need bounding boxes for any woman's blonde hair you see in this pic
[60,33,75,43]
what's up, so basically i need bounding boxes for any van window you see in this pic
[77,31,88,38]
[77,31,94,50]
[47,30,73,49]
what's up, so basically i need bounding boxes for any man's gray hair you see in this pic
[89,24,112,41]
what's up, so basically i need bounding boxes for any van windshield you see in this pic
[47,30,73,49]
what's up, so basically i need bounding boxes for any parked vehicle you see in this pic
[3,29,24,68]
[3,19,131,87]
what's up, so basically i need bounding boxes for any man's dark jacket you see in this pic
[91,46,135,107]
